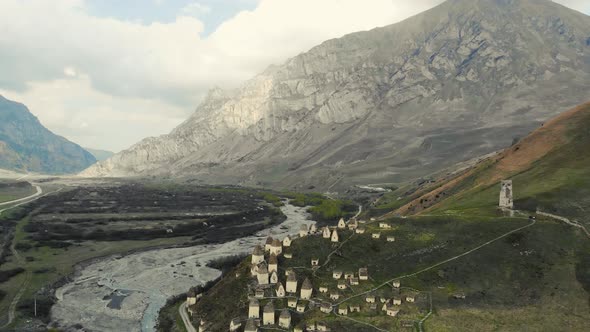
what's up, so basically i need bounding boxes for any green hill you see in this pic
[181,103,590,332]
[394,102,590,225]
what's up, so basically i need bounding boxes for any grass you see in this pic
[0,187,35,203]
[190,211,590,331]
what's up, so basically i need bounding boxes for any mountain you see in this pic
[84,148,114,162]
[393,100,590,223]
[0,95,96,174]
[82,0,590,190]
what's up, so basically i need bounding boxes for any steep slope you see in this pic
[84,148,114,161]
[83,0,590,190]
[392,101,590,222]
[0,95,96,174]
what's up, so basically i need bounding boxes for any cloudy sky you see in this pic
[0,0,588,152]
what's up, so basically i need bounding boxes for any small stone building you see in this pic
[244,319,258,332]
[386,305,399,317]
[263,302,275,326]
[229,318,242,331]
[252,245,265,265]
[286,272,298,293]
[311,258,320,267]
[279,309,291,328]
[355,227,366,234]
[349,304,361,313]
[337,280,347,290]
[338,305,348,316]
[392,280,401,288]
[257,263,269,285]
[393,298,402,305]
[320,302,332,313]
[348,219,358,230]
[365,294,376,303]
[330,292,340,300]
[288,297,298,308]
[316,322,329,331]
[405,295,415,303]
[387,236,396,242]
[309,224,317,233]
[322,227,331,239]
[331,230,339,243]
[296,301,307,313]
[332,270,342,279]
[255,288,265,298]
[372,233,381,239]
[270,239,283,256]
[299,224,309,237]
[186,288,198,306]
[301,278,313,300]
[350,277,359,286]
[268,254,278,273]
[379,222,392,229]
[284,251,293,259]
[338,218,346,229]
[344,272,354,279]
[249,299,260,319]
[265,236,274,252]
[359,268,368,281]
[319,285,328,293]
[270,271,279,284]
[276,283,286,298]
[283,235,292,247]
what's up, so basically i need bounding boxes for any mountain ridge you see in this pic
[0,95,96,174]
[82,0,590,190]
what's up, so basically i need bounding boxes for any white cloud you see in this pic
[181,3,212,17]
[0,0,586,151]
[64,67,77,77]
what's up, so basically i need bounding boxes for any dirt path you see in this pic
[536,210,590,238]
[178,302,196,332]
[0,184,42,210]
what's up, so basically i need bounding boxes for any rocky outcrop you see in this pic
[0,95,96,174]
[82,0,590,190]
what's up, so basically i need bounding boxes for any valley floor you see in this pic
[50,203,314,332]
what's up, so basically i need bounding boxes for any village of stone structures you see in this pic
[188,214,429,332]
[181,176,590,332]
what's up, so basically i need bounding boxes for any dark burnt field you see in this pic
[23,184,286,247]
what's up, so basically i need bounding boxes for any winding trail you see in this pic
[178,302,196,332]
[335,218,537,307]
[0,184,42,211]
[536,210,590,239]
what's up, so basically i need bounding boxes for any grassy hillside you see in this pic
[188,102,590,331]
[392,102,590,223]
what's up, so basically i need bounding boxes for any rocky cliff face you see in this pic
[82,0,590,190]
[0,95,96,174]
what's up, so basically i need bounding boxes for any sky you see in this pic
[0,0,588,152]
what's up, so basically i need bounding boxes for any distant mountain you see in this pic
[83,0,590,190]
[84,148,114,162]
[394,101,590,222]
[0,95,96,174]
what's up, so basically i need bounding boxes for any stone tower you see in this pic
[499,180,514,209]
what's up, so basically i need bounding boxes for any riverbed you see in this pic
[50,203,315,332]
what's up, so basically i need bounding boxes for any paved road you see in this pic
[0,185,64,329]
[0,184,42,209]
[179,302,196,332]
